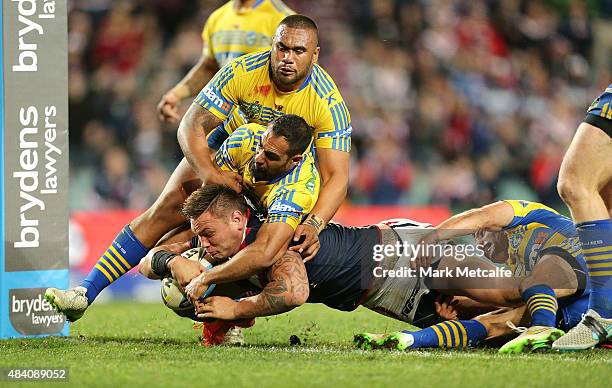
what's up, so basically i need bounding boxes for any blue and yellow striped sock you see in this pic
[577,219,612,318]
[80,225,148,305]
[522,284,557,327]
[401,320,487,349]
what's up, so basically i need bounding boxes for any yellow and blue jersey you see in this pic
[196,50,352,154]
[584,84,612,137]
[202,0,293,67]
[502,200,583,276]
[214,123,320,230]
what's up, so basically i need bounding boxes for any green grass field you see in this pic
[1,302,611,387]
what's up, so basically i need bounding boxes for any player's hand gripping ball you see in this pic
[160,247,216,320]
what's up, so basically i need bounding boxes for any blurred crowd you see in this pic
[68,0,612,213]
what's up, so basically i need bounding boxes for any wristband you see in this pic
[305,214,325,234]
[151,250,177,278]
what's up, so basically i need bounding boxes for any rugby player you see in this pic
[47,14,352,321]
[140,187,585,350]
[45,114,318,321]
[179,14,351,257]
[157,0,293,123]
[554,84,612,350]
[357,200,590,353]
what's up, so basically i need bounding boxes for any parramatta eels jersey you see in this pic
[215,123,320,230]
[501,200,585,277]
[195,50,352,153]
[202,0,293,67]
[584,83,612,137]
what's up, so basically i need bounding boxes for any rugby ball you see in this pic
[160,247,216,320]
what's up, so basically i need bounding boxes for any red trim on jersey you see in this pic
[240,228,251,251]
[238,207,252,251]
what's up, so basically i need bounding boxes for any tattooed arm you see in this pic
[195,251,310,320]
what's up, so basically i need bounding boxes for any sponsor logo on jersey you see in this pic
[203,86,231,114]
[509,230,524,249]
[269,201,299,214]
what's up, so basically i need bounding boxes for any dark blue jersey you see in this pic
[304,223,380,311]
[233,215,380,311]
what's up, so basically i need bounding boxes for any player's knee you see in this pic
[601,183,612,214]
[557,175,589,207]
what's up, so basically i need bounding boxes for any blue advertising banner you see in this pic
[1,0,69,338]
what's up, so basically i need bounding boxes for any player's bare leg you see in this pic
[601,181,612,219]
[557,123,612,223]
[358,304,529,351]
[131,158,202,246]
[440,255,575,352]
[477,306,528,340]
[46,159,202,321]
[554,122,612,350]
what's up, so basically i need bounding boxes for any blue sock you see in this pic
[401,320,487,348]
[522,284,558,327]
[80,225,149,304]
[577,219,612,318]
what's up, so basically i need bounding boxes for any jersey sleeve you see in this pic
[214,125,254,172]
[193,59,242,121]
[310,67,352,152]
[502,200,558,229]
[265,187,316,230]
[584,85,612,136]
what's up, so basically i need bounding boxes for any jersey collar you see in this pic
[233,0,263,13]
[250,161,299,185]
[297,71,312,92]
[268,162,298,184]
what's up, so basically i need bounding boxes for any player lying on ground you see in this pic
[555,83,612,350]
[364,200,591,353]
[46,114,319,321]
[47,14,352,320]
[139,186,586,350]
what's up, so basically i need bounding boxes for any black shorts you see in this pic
[584,114,612,138]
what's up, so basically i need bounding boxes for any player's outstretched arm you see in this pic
[186,222,295,300]
[424,201,515,243]
[138,242,193,281]
[195,251,309,320]
[157,53,219,123]
[410,201,515,269]
[177,104,241,191]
